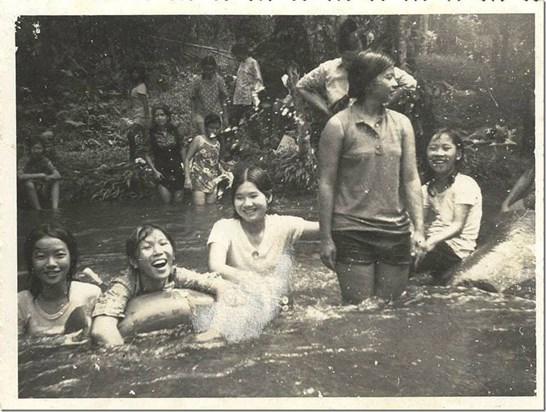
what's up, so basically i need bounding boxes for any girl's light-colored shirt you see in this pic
[233,57,264,106]
[422,173,482,259]
[207,214,305,275]
[18,281,101,336]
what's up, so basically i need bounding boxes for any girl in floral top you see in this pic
[184,113,225,206]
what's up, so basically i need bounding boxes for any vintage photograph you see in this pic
[2,2,542,409]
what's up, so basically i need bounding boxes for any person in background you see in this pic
[184,113,225,206]
[191,56,229,136]
[18,136,61,210]
[18,224,101,337]
[144,104,186,204]
[229,42,265,126]
[500,164,535,213]
[126,65,150,161]
[318,50,424,305]
[416,129,482,282]
[296,18,417,120]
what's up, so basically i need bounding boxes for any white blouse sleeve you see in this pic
[207,219,232,251]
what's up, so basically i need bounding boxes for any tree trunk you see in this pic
[420,15,429,55]
[398,16,409,66]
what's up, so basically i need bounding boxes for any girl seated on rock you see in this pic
[18,136,61,210]
[415,128,482,282]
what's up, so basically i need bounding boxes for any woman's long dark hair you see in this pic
[347,51,395,99]
[423,128,465,196]
[24,224,79,298]
[338,18,359,53]
[149,104,180,140]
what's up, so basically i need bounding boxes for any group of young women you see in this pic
[19,21,484,345]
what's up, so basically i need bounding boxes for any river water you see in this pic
[17,197,536,398]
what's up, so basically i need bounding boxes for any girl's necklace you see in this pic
[431,178,450,194]
[36,294,70,317]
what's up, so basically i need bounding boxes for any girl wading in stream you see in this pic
[318,50,425,305]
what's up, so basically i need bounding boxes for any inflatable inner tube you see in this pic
[118,289,214,337]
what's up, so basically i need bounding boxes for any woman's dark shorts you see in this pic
[332,230,412,266]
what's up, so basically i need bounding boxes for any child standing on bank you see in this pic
[18,136,61,210]
[416,129,482,282]
[229,43,264,126]
[126,65,150,161]
[184,113,225,206]
[191,56,228,136]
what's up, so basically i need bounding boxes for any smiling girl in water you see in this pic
[415,129,482,282]
[193,166,319,342]
[18,224,101,337]
[208,165,319,282]
[90,224,235,345]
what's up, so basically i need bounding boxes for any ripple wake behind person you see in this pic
[90,224,235,345]
[18,224,101,339]
[195,165,319,342]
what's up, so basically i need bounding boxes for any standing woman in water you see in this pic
[318,50,425,305]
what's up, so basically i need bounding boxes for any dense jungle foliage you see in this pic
[15,15,535,205]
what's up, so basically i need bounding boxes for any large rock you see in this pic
[448,211,536,293]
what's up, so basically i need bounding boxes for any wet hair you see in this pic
[347,51,395,99]
[130,65,147,84]
[125,224,175,266]
[338,18,360,53]
[200,55,217,69]
[151,104,173,128]
[231,165,273,219]
[424,128,465,196]
[23,223,79,298]
[204,113,222,128]
[231,42,249,57]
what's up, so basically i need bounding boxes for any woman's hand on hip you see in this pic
[320,238,337,271]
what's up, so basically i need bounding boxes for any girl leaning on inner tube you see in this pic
[90,224,236,345]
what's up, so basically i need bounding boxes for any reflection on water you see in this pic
[17,198,536,398]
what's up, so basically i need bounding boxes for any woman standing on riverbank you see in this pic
[318,50,424,305]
